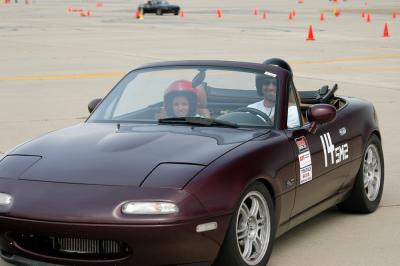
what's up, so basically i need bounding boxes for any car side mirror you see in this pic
[306,104,336,134]
[88,98,102,113]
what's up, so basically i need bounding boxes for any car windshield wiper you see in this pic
[158,117,238,128]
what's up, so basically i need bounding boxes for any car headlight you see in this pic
[121,202,179,215]
[0,193,13,212]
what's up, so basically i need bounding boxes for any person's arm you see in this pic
[287,106,301,128]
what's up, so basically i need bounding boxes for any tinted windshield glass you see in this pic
[88,67,280,128]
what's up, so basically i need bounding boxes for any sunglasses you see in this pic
[262,79,277,86]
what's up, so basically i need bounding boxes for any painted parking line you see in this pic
[296,67,400,73]
[0,71,125,81]
[0,54,399,82]
[290,54,400,65]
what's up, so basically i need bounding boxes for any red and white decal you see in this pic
[298,151,311,168]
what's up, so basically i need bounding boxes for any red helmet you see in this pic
[165,80,198,95]
[164,80,198,117]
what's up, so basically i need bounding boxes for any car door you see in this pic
[285,83,352,218]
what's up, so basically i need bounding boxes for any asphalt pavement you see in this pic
[0,0,399,265]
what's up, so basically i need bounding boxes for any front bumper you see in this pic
[0,215,231,266]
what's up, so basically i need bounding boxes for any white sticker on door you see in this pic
[298,151,312,168]
[300,165,313,184]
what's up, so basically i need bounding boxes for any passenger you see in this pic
[156,80,210,118]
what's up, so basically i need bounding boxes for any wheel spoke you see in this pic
[243,238,253,258]
[367,149,373,163]
[253,236,262,254]
[364,175,369,188]
[240,204,250,221]
[367,182,374,197]
[249,197,259,217]
[237,227,247,241]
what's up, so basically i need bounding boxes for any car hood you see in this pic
[4,123,266,186]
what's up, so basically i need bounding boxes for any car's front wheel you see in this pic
[214,181,275,266]
[338,134,384,213]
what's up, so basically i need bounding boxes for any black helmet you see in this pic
[262,58,292,73]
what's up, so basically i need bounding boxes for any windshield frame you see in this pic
[86,63,285,129]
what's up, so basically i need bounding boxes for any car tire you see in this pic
[337,134,384,213]
[213,181,275,266]
[156,9,163,15]
[174,10,179,15]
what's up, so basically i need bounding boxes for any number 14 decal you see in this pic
[320,132,349,167]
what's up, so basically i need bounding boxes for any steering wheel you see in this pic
[234,107,273,125]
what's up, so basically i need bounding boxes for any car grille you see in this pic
[9,233,130,260]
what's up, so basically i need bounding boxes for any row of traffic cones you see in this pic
[132,6,397,22]
[306,22,391,41]
[2,0,30,4]
[67,7,91,17]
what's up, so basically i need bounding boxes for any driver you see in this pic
[248,75,299,128]
[157,80,210,118]
[248,75,277,120]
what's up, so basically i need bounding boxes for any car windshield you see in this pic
[88,66,280,128]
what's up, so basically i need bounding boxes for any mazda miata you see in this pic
[0,59,384,266]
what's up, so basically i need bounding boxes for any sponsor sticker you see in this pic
[298,151,312,168]
[295,136,309,153]
[300,165,313,184]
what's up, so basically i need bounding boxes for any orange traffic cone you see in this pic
[253,8,258,16]
[292,9,296,17]
[217,8,222,18]
[393,11,397,19]
[306,24,315,41]
[320,12,325,21]
[298,0,304,3]
[361,10,365,18]
[96,2,103,8]
[262,10,267,20]
[383,23,390,37]
[180,10,184,17]
[135,8,140,19]
[288,11,293,20]
[366,13,371,22]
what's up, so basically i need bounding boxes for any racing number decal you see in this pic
[320,132,349,167]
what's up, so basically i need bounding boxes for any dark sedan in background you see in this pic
[139,0,180,16]
[0,60,384,266]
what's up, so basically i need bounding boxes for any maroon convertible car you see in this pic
[0,59,384,266]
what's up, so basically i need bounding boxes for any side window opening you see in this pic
[287,82,302,129]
